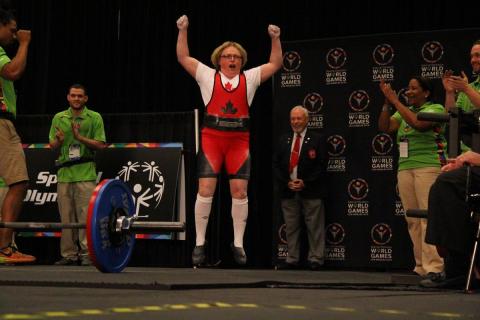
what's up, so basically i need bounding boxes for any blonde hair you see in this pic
[211,41,248,69]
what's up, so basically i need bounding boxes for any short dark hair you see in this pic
[68,83,87,95]
[473,39,480,46]
[0,8,14,26]
[0,0,15,25]
[411,75,434,101]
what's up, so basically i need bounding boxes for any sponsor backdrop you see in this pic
[273,29,480,269]
[20,143,185,240]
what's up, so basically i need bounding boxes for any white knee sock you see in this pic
[195,194,213,246]
[231,197,248,248]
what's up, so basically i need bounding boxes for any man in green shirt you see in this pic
[443,39,480,112]
[49,84,106,266]
[0,8,35,264]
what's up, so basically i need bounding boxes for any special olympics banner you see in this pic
[20,143,185,240]
[273,28,480,269]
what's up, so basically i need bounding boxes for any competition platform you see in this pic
[0,265,454,291]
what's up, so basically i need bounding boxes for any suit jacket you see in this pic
[273,129,327,199]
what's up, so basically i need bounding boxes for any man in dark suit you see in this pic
[273,105,327,270]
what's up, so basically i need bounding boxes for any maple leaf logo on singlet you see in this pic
[221,100,238,114]
[225,82,233,91]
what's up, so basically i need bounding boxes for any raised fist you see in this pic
[268,24,280,39]
[176,15,189,30]
[15,29,31,44]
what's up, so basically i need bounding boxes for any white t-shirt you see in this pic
[195,62,261,107]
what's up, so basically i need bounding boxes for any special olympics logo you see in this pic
[278,223,287,244]
[372,133,393,155]
[327,135,346,156]
[117,160,165,216]
[282,51,302,72]
[303,93,324,113]
[348,178,369,201]
[348,90,370,112]
[422,41,444,64]
[326,223,345,245]
[373,44,394,66]
[397,87,409,105]
[326,47,347,69]
[371,223,392,245]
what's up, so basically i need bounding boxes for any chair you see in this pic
[464,165,480,292]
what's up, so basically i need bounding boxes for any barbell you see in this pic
[0,179,185,273]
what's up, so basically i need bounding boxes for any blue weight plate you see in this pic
[87,179,135,273]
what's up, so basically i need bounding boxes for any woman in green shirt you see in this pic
[378,76,446,280]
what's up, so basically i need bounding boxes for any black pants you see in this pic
[425,166,479,277]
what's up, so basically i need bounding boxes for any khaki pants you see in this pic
[397,167,444,275]
[0,119,29,185]
[57,181,96,259]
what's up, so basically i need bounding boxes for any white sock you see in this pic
[231,197,248,248]
[194,194,213,246]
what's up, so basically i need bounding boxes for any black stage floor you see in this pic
[0,266,479,320]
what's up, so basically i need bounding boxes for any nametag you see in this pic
[68,144,81,160]
[399,138,408,158]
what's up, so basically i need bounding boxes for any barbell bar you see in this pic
[0,179,185,273]
[0,221,185,232]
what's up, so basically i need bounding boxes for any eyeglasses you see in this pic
[220,54,242,60]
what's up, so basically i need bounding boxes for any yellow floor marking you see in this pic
[141,306,164,311]
[110,307,142,313]
[281,305,307,310]
[428,312,462,318]
[192,303,211,309]
[75,309,104,315]
[43,311,70,317]
[214,302,233,308]
[168,304,189,310]
[2,315,40,320]
[328,307,356,312]
[378,309,408,315]
[236,303,258,308]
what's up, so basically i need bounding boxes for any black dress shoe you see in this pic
[275,261,299,270]
[230,243,247,265]
[419,271,466,289]
[192,245,206,266]
[309,261,324,271]
[54,257,78,266]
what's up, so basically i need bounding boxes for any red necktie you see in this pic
[289,134,301,173]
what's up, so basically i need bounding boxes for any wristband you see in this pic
[382,105,391,112]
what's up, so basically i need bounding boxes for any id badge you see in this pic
[68,144,81,160]
[399,137,408,158]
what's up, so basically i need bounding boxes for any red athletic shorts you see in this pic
[197,127,250,179]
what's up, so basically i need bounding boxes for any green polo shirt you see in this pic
[392,101,446,170]
[456,76,480,112]
[0,46,16,116]
[49,106,106,182]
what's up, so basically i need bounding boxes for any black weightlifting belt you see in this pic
[0,111,15,122]
[203,114,249,132]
